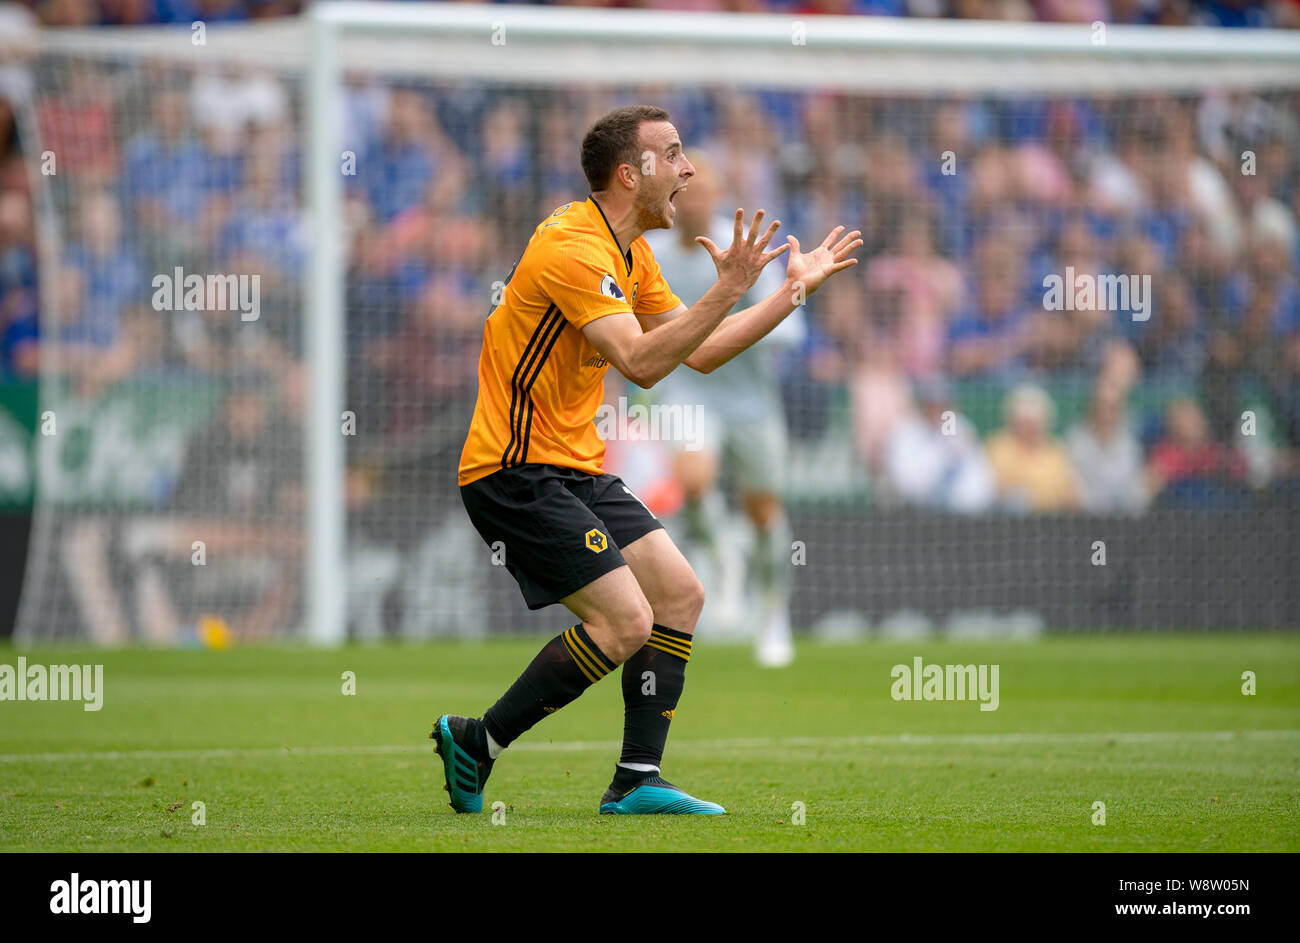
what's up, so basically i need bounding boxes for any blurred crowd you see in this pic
[1,60,1299,518]
[8,45,1300,521]
[13,0,1300,29]
[1,3,1297,641]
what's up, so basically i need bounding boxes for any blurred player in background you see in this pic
[643,156,804,667]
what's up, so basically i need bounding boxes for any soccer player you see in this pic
[643,156,804,667]
[434,105,861,815]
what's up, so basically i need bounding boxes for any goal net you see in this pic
[8,4,1300,645]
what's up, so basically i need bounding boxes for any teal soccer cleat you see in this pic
[430,715,494,813]
[599,776,727,815]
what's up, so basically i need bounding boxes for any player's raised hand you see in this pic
[696,208,790,295]
[783,225,863,297]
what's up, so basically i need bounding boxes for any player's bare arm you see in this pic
[582,208,788,388]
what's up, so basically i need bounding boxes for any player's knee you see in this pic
[592,596,653,661]
[652,572,705,632]
[682,574,706,625]
[745,493,783,529]
[625,601,654,650]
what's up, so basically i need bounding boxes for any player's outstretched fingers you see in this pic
[746,209,766,245]
[834,243,864,266]
[820,225,846,250]
[756,219,782,252]
[833,229,863,257]
[695,235,721,260]
[732,208,744,246]
[762,238,790,264]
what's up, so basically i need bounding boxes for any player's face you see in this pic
[633,121,694,231]
[675,168,717,232]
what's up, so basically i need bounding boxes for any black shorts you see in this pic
[460,463,665,610]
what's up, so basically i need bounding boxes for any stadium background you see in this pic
[0,0,1298,643]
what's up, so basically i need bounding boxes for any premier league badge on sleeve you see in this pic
[600,273,625,300]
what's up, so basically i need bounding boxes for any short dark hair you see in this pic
[580,105,671,192]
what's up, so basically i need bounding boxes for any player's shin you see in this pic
[753,515,795,666]
[616,624,692,774]
[751,512,791,597]
[481,623,617,752]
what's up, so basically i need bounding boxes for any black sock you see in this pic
[482,623,616,749]
[618,624,692,768]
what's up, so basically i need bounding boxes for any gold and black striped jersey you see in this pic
[457,196,682,486]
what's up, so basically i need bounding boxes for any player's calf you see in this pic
[480,622,620,751]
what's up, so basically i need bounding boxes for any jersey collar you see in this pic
[587,194,634,277]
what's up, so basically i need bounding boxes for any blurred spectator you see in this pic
[860,132,928,261]
[479,99,534,237]
[819,276,913,472]
[364,270,481,450]
[986,383,1082,511]
[884,376,995,512]
[357,89,450,226]
[921,102,975,257]
[73,304,168,399]
[60,191,141,351]
[1227,229,1300,344]
[1146,396,1249,506]
[122,89,219,258]
[864,213,964,378]
[1027,216,1112,373]
[171,380,299,520]
[167,378,302,639]
[218,136,305,283]
[1067,385,1149,513]
[1266,332,1300,491]
[0,187,38,376]
[1134,273,1206,377]
[1163,105,1242,255]
[1089,118,1153,217]
[35,64,119,187]
[191,66,288,146]
[947,236,1036,379]
[700,93,781,217]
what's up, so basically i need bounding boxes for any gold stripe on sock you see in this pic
[645,637,691,661]
[650,630,692,655]
[568,626,613,677]
[562,628,602,683]
[561,629,605,681]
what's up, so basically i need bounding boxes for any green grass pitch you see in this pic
[1,635,1297,852]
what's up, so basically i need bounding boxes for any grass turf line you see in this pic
[0,636,1296,852]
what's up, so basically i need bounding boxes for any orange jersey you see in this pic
[457,197,683,487]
